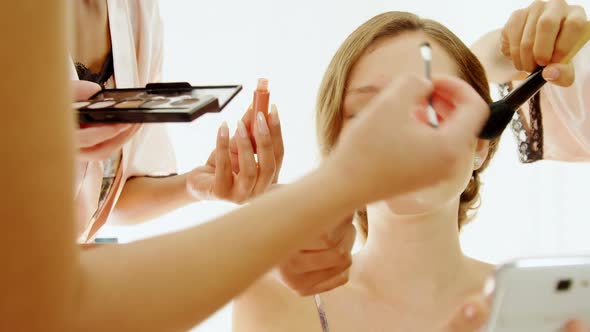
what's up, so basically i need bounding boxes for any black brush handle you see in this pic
[478,67,547,139]
[503,67,547,108]
[479,101,515,139]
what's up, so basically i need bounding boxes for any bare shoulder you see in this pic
[232,273,323,332]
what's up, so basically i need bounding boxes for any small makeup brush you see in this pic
[420,42,439,128]
[479,21,590,139]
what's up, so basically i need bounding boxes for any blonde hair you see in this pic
[315,12,500,236]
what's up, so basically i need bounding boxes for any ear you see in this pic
[474,139,490,171]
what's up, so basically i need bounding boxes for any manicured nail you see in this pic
[257,112,270,136]
[270,105,280,126]
[219,121,229,138]
[237,120,248,138]
[537,60,548,67]
[544,67,560,81]
[463,304,477,320]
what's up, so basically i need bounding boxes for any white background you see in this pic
[99,0,590,330]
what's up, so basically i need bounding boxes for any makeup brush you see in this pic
[420,42,439,127]
[479,21,590,139]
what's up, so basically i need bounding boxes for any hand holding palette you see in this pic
[76,82,242,124]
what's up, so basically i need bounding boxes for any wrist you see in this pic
[309,160,366,212]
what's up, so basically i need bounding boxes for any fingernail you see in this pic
[270,105,280,126]
[463,304,477,321]
[237,120,248,138]
[537,60,547,67]
[219,121,229,138]
[544,67,560,81]
[257,112,270,136]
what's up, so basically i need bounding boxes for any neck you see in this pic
[351,199,471,301]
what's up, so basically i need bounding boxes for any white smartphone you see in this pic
[482,256,590,332]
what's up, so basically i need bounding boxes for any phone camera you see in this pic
[556,279,572,292]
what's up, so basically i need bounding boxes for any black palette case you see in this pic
[76,82,242,124]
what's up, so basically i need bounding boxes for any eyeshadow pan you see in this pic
[87,100,117,109]
[171,98,200,107]
[141,99,170,108]
[72,101,91,109]
[115,99,145,108]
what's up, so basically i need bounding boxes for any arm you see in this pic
[471,1,590,162]
[2,1,78,330]
[77,168,364,331]
[110,174,194,224]
[4,17,489,327]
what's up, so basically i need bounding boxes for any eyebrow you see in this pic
[345,84,382,96]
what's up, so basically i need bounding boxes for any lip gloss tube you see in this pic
[251,78,270,149]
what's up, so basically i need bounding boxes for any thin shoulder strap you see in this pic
[314,294,330,332]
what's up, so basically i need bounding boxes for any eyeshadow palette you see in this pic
[76,82,242,124]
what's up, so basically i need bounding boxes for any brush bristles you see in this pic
[420,42,432,62]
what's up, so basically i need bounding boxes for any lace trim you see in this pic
[75,49,114,87]
[506,83,544,163]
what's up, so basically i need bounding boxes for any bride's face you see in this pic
[341,32,488,214]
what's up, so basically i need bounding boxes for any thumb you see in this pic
[433,77,489,139]
[72,80,101,101]
[443,296,489,332]
[542,63,575,87]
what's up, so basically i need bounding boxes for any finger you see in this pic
[323,217,355,247]
[214,122,233,196]
[534,0,567,65]
[443,296,489,332]
[287,247,352,274]
[543,63,575,86]
[230,105,255,151]
[269,105,284,183]
[302,215,355,250]
[553,5,588,63]
[307,270,350,295]
[500,29,511,58]
[520,1,545,71]
[229,135,240,174]
[78,125,139,161]
[282,264,353,297]
[432,76,489,137]
[563,320,586,332]
[235,120,257,196]
[505,8,529,71]
[252,112,276,195]
[375,76,433,120]
[229,105,255,172]
[205,148,217,167]
[72,80,102,101]
[240,104,255,130]
[76,124,133,149]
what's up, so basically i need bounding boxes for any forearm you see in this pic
[111,174,195,225]
[76,166,360,331]
[1,1,78,330]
